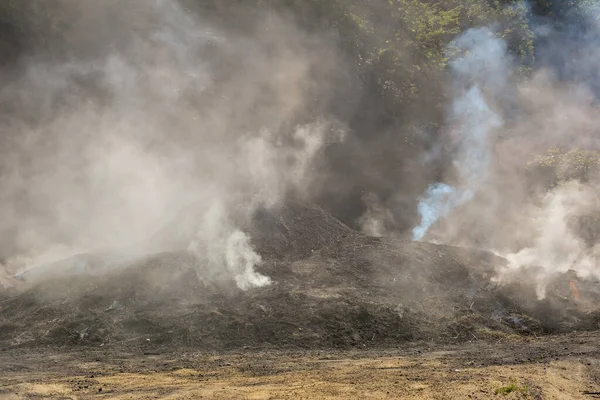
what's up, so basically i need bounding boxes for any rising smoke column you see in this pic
[412,28,509,241]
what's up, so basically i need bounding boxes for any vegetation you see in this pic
[273,0,535,117]
[527,147,600,188]
[0,0,599,229]
[0,0,582,114]
[530,0,600,23]
[494,378,532,397]
[0,0,596,118]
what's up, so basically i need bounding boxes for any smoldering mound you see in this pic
[0,198,599,351]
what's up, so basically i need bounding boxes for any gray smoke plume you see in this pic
[0,0,346,289]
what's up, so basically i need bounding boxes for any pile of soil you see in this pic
[0,199,599,351]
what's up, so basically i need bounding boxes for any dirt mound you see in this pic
[0,199,599,351]
[248,198,353,261]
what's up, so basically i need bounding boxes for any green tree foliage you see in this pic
[528,147,600,188]
[530,0,600,23]
[285,0,534,115]
[182,0,535,119]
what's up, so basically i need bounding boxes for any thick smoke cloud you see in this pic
[408,4,600,295]
[0,0,346,289]
[3,0,600,300]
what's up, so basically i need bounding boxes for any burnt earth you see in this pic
[0,198,599,352]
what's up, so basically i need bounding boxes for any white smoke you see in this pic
[183,121,332,290]
[227,230,271,291]
[501,181,599,297]
[427,5,600,295]
[187,201,271,290]
[0,1,346,290]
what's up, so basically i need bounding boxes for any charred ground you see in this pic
[0,199,598,353]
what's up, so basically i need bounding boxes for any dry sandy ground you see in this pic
[1,332,600,399]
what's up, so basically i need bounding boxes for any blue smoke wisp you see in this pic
[412,183,474,240]
[412,28,507,241]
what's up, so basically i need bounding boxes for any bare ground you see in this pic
[1,331,600,399]
[1,199,600,398]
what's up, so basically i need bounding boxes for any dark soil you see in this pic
[0,198,599,352]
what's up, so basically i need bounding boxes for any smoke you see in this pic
[502,181,598,297]
[0,0,346,290]
[491,5,600,286]
[4,0,600,300]
[412,28,508,240]
[226,230,271,291]
[410,3,600,295]
[359,193,398,237]
[413,183,469,241]
[187,201,271,290]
